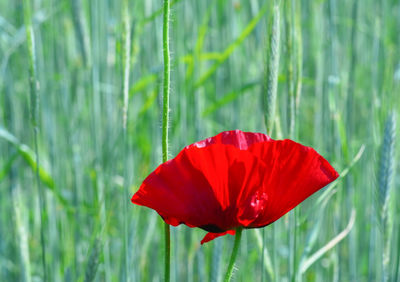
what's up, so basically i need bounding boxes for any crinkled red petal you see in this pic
[200,230,236,245]
[131,130,339,244]
[248,139,339,227]
[131,142,268,231]
[188,129,272,150]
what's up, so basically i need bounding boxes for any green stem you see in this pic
[162,0,170,164]
[224,228,243,282]
[164,223,171,282]
[23,0,47,280]
[162,0,171,281]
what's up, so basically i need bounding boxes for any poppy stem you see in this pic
[162,0,171,281]
[223,228,243,282]
[164,223,171,282]
[161,1,171,165]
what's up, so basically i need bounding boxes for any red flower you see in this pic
[131,130,339,244]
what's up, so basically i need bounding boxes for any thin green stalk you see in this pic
[122,0,131,281]
[164,223,171,282]
[162,0,171,281]
[122,0,131,132]
[162,0,171,165]
[378,112,396,282]
[141,0,183,25]
[263,4,281,136]
[294,0,303,140]
[22,0,47,280]
[224,228,243,282]
[284,0,295,138]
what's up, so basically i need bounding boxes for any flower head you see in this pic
[131,130,339,244]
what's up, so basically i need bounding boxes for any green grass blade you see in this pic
[202,81,259,116]
[194,2,269,89]
[299,210,356,275]
[0,127,67,206]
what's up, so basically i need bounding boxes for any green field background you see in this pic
[0,0,399,281]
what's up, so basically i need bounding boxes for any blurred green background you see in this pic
[0,0,399,281]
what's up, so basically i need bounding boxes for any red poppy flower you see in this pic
[131,130,339,244]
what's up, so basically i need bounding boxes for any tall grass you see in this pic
[263,3,280,136]
[22,0,47,280]
[378,112,396,282]
[0,0,399,281]
[121,0,132,281]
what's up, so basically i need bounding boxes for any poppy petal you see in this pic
[200,230,236,245]
[249,139,339,227]
[189,129,272,150]
[131,130,339,244]
[132,142,268,232]
[131,145,223,228]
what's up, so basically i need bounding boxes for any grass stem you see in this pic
[162,0,171,281]
[122,0,131,280]
[263,4,280,136]
[22,0,47,280]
